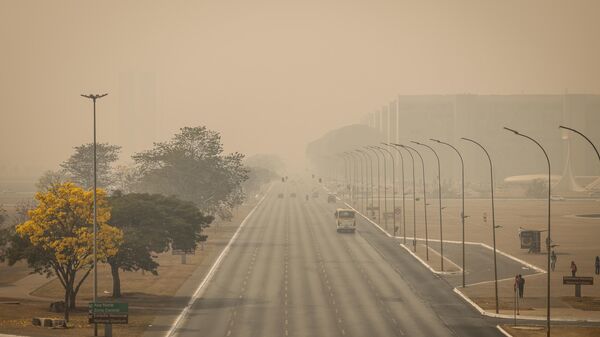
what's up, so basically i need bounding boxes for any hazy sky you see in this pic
[1,0,599,178]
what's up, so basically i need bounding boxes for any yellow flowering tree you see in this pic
[12,182,122,321]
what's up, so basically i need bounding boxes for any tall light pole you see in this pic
[359,149,374,218]
[461,137,499,314]
[356,150,369,214]
[81,93,108,337]
[414,141,444,271]
[385,143,406,243]
[432,139,467,287]
[349,152,360,208]
[371,146,388,231]
[377,145,396,236]
[393,144,418,252]
[403,144,429,260]
[366,146,382,223]
[504,127,552,336]
[559,125,600,161]
[353,150,365,213]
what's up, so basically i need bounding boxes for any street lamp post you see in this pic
[352,150,365,212]
[81,93,108,337]
[402,144,429,260]
[504,127,552,336]
[461,137,499,314]
[432,139,467,287]
[377,145,396,236]
[359,149,374,218]
[356,150,368,214]
[385,143,407,243]
[393,144,418,252]
[414,141,445,271]
[366,147,382,223]
[371,146,388,231]
[349,152,361,208]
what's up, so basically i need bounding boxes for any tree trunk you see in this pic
[69,288,76,309]
[110,262,121,298]
[64,280,70,322]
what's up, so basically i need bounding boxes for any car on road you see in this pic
[290,192,296,198]
[550,195,565,201]
[327,194,336,203]
[334,208,356,233]
[277,193,284,198]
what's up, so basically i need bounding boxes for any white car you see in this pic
[550,195,565,201]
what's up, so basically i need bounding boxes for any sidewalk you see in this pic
[0,273,55,302]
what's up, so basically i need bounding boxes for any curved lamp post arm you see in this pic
[559,125,600,161]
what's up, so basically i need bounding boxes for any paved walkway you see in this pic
[0,273,54,301]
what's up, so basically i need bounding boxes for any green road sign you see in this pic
[88,303,128,324]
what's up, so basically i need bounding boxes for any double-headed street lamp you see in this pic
[431,139,467,287]
[461,137,499,314]
[504,127,552,337]
[385,143,407,243]
[414,141,445,271]
[81,93,108,337]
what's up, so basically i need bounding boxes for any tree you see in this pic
[60,143,121,190]
[107,192,212,297]
[36,169,68,192]
[243,166,277,196]
[3,183,122,321]
[132,126,249,220]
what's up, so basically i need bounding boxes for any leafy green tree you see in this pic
[107,192,213,298]
[132,126,249,220]
[36,169,68,191]
[61,143,121,189]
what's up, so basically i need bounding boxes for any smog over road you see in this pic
[0,1,599,337]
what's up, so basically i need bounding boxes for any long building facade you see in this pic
[363,94,600,191]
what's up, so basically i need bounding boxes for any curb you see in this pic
[496,325,513,337]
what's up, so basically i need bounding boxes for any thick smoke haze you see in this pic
[1,0,599,179]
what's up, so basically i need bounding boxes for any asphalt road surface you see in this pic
[171,181,503,337]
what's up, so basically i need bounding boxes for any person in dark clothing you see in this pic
[595,256,600,275]
[571,261,578,277]
[517,274,525,298]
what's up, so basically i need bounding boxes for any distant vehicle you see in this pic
[277,193,284,198]
[335,208,356,233]
[550,195,565,201]
[290,192,296,198]
[327,194,336,203]
[312,191,319,198]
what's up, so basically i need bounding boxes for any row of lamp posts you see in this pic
[336,126,598,337]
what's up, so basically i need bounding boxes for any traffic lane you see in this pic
[306,200,402,337]
[231,195,287,337]
[313,200,454,337]
[351,211,503,337]
[289,196,342,337]
[172,190,281,337]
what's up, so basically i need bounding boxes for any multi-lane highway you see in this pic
[169,179,503,337]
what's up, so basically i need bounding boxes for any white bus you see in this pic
[335,209,356,233]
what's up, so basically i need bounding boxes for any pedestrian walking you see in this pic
[571,261,578,277]
[517,274,525,298]
[550,250,557,271]
[595,256,600,275]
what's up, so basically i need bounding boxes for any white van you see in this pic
[335,209,356,233]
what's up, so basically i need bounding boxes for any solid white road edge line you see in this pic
[496,325,513,337]
[165,186,272,337]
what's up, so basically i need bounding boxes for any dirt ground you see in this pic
[0,192,263,337]
[501,324,600,337]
